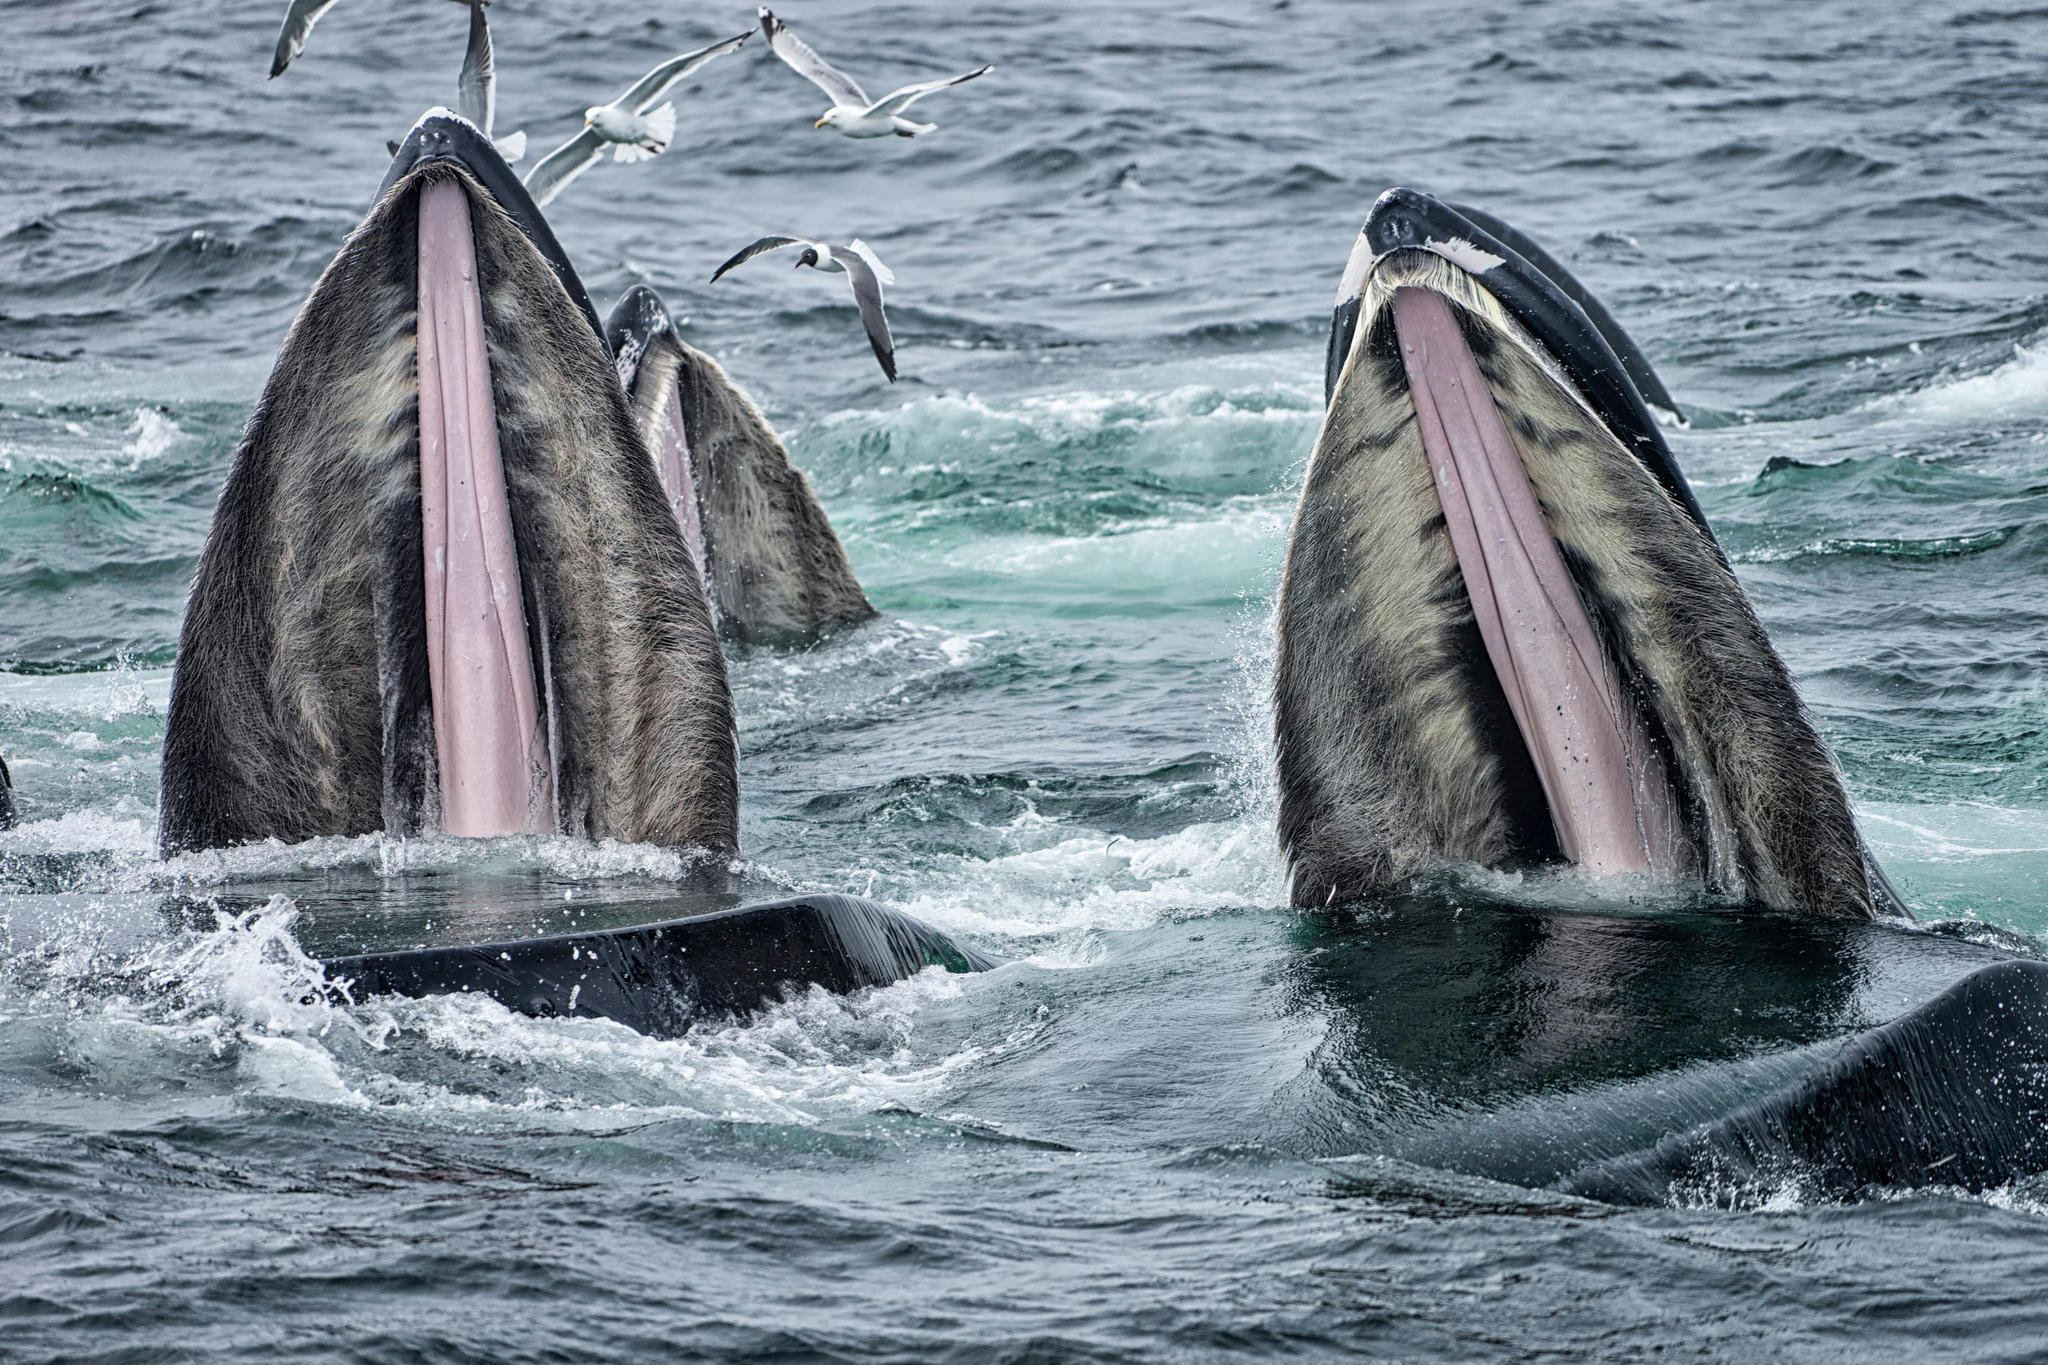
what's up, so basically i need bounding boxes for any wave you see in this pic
[1870,337,2048,424]
[0,895,1013,1133]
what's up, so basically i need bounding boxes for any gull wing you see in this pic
[269,0,342,77]
[616,31,752,114]
[709,235,812,283]
[863,65,992,119]
[835,247,897,383]
[844,239,895,287]
[523,126,607,208]
[758,8,868,108]
[455,0,495,136]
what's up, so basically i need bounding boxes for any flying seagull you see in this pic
[522,31,750,208]
[454,0,525,162]
[272,0,475,79]
[269,0,340,77]
[710,236,899,382]
[757,8,991,138]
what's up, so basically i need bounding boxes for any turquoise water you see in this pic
[7,0,2048,1358]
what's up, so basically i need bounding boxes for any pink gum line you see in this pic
[416,178,548,837]
[1392,285,1681,877]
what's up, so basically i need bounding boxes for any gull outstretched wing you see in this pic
[523,126,606,207]
[864,65,992,119]
[709,235,812,283]
[617,31,752,114]
[836,248,897,383]
[454,0,495,135]
[269,0,342,77]
[758,8,868,108]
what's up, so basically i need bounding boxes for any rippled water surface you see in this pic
[7,0,2048,1359]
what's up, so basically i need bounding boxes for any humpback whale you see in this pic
[154,112,986,1023]
[0,754,15,830]
[160,112,734,856]
[1265,190,2048,1205]
[1276,189,1900,919]
[607,285,876,644]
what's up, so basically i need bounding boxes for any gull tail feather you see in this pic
[613,103,678,160]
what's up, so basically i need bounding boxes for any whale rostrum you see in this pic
[1278,190,1897,918]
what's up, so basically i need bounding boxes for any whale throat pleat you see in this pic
[1392,286,1685,878]
[416,178,548,836]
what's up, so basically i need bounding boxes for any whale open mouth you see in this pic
[1387,281,1689,878]
[414,175,550,836]
[160,112,736,857]
[381,112,605,839]
[1275,189,1885,918]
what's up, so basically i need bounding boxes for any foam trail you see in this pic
[1875,339,2048,424]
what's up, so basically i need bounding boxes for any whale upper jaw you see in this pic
[1276,189,1896,920]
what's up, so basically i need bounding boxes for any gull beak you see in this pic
[814,117,829,128]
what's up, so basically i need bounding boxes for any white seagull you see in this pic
[522,31,751,208]
[272,0,479,79]
[269,0,341,77]
[757,8,991,139]
[454,0,524,162]
[710,236,900,382]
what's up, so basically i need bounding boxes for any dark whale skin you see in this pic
[1558,959,2048,1205]
[321,894,997,1038]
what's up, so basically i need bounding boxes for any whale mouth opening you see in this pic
[414,172,552,837]
[1351,250,1697,883]
[1279,187,1890,917]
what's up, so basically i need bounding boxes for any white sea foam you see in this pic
[0,665,169,719]
[956,495,1288,585]
[1869,338,2048,424]
[14,894,1023,1132]
[890,816,1280,947]
[121,406,181,466]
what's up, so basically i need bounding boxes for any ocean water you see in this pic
[7,0,2048,1358]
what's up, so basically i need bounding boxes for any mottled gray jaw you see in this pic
[415,177,550,835]
[1282,234,1888,917]
[1389,284,1688,879]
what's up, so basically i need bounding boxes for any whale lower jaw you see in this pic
[161,132,736,856]
[1275,244,1878,918]
[608,286,877,647]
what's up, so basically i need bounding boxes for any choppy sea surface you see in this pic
[7,0,2048,1358]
